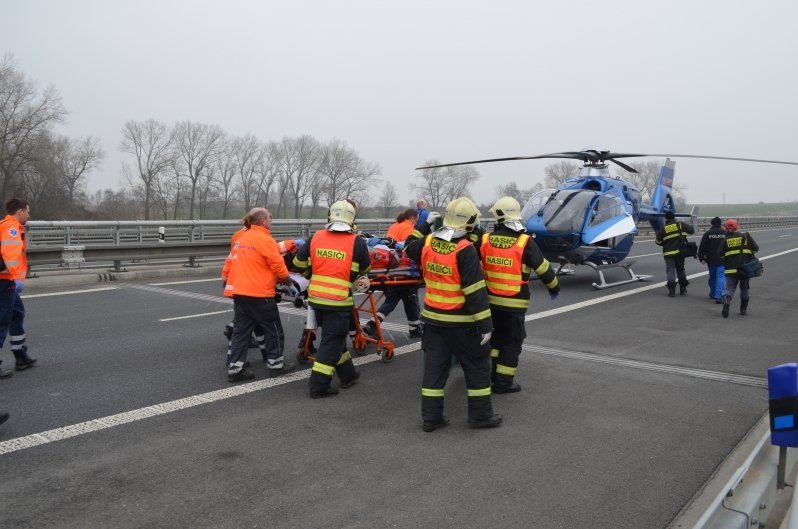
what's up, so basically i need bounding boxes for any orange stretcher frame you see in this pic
[295,270,423,365]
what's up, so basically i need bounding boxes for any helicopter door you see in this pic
[582,192,636,245]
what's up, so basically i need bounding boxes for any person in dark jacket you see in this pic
[697,216,727,303]
[655,211,695,297]
[404,196,502,432]
[720,218,759,318]
[478,196,560,394]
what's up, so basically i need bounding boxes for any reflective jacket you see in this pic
[404,233,491,332]
[655,220,694,257]
[479,227,559,312]
[386,219,415,242]
[0,215,27,282]
[293,229,371,311]
[697,226,727,266]
[223,229,297,298]
[722,231,759,276]
[228,225,289,298]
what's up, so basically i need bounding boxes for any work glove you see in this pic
[293,239,305,247]
[480,331,492,346]
[14,279,24,294]
[426,212,441,225]
[549,291,559,301]
[288,285,300,298]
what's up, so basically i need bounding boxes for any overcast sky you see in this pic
[3,0,798,206]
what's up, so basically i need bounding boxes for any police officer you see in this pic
[293,200,371,399]
[0,198,36,379]
[404,197,502,431]
[655,211,695,297]
[697,216,726,303]
[720,218,759,318]
[226,207,292,382]
[480,197,560,394]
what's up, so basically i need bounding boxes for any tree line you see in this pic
[2,55,684,221]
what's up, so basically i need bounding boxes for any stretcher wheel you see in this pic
[296,349,308,364]
[380,347,394,363]
[353,335,368,355]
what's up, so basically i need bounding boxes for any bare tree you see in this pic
[412,160,447,208]
[544,161,580,187]
[442,165,479,203]
[495,180,543,205]
[253,141,280,209]
[379,181,399,217]
[212,137,237,219]
[275,135,320,218]
[341,158,381,208]
[57,135,104,205]
[230,134,262,212]
[119,119,174,220]
[173,121,225,219]
[317,138,359,205]
[0,54,68,200]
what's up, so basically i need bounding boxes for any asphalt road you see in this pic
[1,227,796,528]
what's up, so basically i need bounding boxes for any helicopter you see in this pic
[418,148,798,289]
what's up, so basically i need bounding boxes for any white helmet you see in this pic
[489,196,525,232]
[327,200,356,232]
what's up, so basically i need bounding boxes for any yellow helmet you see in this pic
[327,200,356,231]
[442,196,480,232]
[489,196,523,223]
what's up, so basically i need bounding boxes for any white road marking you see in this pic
[148,278,220,286]
[3,246,795,456]
[159,310,233,322]
[21,287,118,299]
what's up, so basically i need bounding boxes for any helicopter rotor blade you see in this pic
[416,152,599,170]
[640,154,798,166]
[609,159,639,174]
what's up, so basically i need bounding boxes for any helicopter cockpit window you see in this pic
[521,188,556,222]
[540,190,597,232]
[589,192,626,226]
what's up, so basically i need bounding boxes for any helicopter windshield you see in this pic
[521,188,557,222]
[539,189,597,233]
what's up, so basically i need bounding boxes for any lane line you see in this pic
[148,278,220,286]
[21,287,118,299]
[159,310,232,322]
[3,246,794,455]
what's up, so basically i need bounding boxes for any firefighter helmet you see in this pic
[724,218,739,231]
[489,196,523,223]
[327,200,356,232]
[442,197,480,232]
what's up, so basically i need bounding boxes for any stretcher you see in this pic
[294,245,423,365]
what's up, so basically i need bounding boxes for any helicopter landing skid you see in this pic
[585,260,652,290]
[553,263,576,276]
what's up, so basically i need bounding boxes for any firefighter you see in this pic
[697,216,727,303]
[720,218,759,318]
[293,200,371,399]
[655,211,695,297]
[480,197,559,394]
[226,208,292,382]
[404,197,502,431]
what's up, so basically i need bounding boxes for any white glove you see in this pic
[480,332,492,346]
[426,212,441,225]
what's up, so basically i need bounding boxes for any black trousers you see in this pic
[489,310,527,389]
[228,296,285,375]
[421,324,494,422]
[309,308,358,392]
[664,256,688,287]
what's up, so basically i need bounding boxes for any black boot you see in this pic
[468,414,503,429]
[679,285,688,296]
[722,295,731,319]
[740,299,749,316]
[667,283,676,298]
[14,352,37,371]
